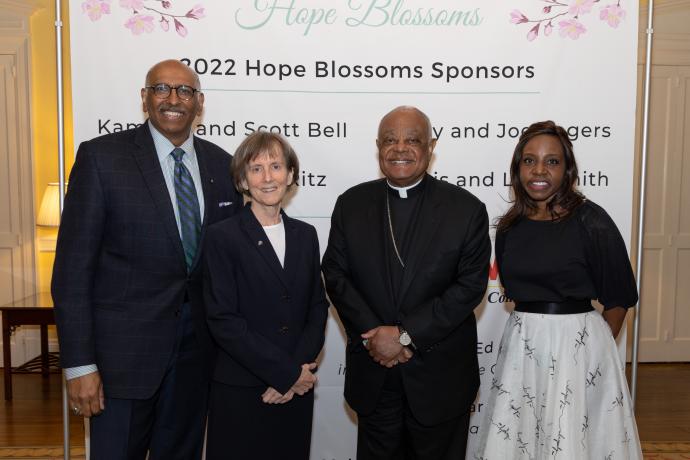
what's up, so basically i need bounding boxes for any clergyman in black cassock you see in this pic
[322,106,491,459]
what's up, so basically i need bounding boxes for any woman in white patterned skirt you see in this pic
[475,121,642,459]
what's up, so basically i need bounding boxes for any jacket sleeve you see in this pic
[579,202,638,309]
[203,226,301,394]
[51,142,105,368]
[321,195,382,340]
[292,227,329,365]
[401,202,491,350]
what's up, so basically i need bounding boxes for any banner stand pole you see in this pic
[54,0,69,457]
[62,375,70,460]
[631,0,655,409]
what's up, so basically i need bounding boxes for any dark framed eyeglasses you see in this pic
[145,83,200,101]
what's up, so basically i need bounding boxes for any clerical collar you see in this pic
[386,176,425,199]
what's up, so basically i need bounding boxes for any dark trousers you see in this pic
[89,303,209,460]
[356,368,470,460]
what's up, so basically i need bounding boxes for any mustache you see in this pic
[158,104,184,113]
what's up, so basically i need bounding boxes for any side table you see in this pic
[0,292,59,400]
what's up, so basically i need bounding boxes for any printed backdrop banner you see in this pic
[70,1,639,458]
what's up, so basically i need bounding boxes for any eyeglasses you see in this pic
[145,83,200,101]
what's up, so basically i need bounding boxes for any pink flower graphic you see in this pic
[510,0,624,41]
[559,18,587,39]
[568,0,595,16]
[82,0,111,21]
[186,4,204,19]
[125,14,155,35]
[84,1,206,38]
[119,0,144,10]
[510,9,529,24]
[600,4,626,28]
[174,18,188,37]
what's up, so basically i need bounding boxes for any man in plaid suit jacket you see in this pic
[52,59,240,459]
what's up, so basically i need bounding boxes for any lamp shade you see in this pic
[37,182,65,227]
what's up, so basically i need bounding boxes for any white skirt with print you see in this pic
[473,310,642,460]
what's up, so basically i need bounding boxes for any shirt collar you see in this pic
[386,176,425,199]
[148,120,195,163]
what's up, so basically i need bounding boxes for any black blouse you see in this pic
[495,200,638,310]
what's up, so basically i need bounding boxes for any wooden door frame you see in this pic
[633,2,690,248]
[631,0,690,361]
[0,0,43,366]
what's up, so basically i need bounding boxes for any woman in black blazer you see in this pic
[203,132,328,460]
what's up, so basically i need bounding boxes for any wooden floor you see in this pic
[0,374,84,447]
[629,363,690,442]
[0,363,688,447]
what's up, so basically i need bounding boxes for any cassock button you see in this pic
[282,294,291,302]
[174,309,181,317]
[258,240,263,246]
[280,326,289,333]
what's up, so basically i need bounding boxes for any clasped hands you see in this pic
[262,362,317,405]
[362,325,413,368]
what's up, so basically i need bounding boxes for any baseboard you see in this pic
[0,443,689,458]
[0,446,85,459]
[642,441,690,452]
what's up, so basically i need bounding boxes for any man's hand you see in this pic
[290,363,318,395]
[67,371,104,417]
[362,326,403,365]
[381,347,414,368]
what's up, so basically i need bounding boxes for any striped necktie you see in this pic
[171,148,201,271]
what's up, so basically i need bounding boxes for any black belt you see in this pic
[514,300,593,315]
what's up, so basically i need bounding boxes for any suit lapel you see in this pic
[397,176,442,304]
[190,137,213,271]
[193,136,212,229]
[240,207,290,290]
[282,212,301,290]
[132,124,187,272]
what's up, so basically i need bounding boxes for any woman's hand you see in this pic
[290,363,318,395]
[261,387,295,404]
[261,363,318,404]
[603,306,627,338]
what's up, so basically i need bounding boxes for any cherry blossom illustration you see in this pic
[82,0,111,21]
[81,0,205,37]
[600,4,626,28]
[510,0,625,41]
